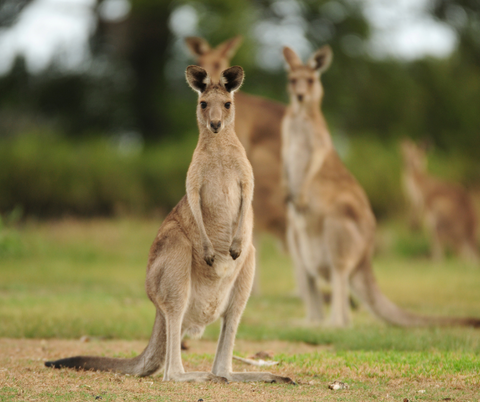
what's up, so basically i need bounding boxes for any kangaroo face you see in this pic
[186,65,244,134]
[198,88,234,134]
[287,67,322,105]
[185,36,243,82]
[283,45,333,107]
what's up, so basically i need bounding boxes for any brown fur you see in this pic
[185,36,286,244]
[45,66,293,384]
[282,45,480,328]
[401,139,479,262]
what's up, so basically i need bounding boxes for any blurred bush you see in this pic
[343,136,403,220]
[0,132,195,217]
[0,208,23,258]
[1,132,477,221]
[341,135,480,221]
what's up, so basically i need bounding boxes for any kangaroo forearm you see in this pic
[301,150,324,195]
[187,190,211,245]
[233,181,253,240]
[233,201,246,240]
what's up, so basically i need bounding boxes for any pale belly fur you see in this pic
[183,168,251,337]
[285,117,312,199]
[182,248,248,339]
[288,203,330,279]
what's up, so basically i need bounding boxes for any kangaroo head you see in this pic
[283,45,332,106]
[185,36,243,81]
[186,65,244,134]
[400,139,427,172]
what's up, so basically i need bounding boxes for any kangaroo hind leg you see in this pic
[212,245,294,384]
[287,212,324,323]
[325,217,363,328]
[151,225,226,383]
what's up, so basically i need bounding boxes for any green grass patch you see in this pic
[1,217,479,356]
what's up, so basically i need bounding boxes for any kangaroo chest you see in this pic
[284,114,314,197]
[201,163,242,243]
[403,172,425,211]
[196,150,252,275]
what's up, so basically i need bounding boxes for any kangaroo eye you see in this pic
[225,102,231,109]
[200,101,207,109]
[290,79,296,84]
[308,78,314,84]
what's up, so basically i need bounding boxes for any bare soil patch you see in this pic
[1,338,479,401]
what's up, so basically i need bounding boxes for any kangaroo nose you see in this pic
[210,121,221,131]
[297,94,304,102]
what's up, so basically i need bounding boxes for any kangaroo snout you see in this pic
[210,121,222,132]
[297,94,304,102]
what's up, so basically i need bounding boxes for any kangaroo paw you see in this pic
[203,244,215,266]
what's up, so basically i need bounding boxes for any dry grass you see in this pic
[1,338,479,401]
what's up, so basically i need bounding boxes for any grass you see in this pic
[1,338,479,401]
[1,217,480,401]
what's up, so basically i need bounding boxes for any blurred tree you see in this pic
[0,0,479,158]
[0,0,32,27]
[428,0,480,158]
[120,0,172,139]
[434,0,480,64]
[0,0,396,141]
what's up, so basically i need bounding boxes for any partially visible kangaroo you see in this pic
[401,139,479,262]
[281,45,480,328]
[185,36,286,244]
[45,65,293,384]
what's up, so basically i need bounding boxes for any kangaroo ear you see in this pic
[282,46,303,70]
[185,37,211,57]
[308,45,333,73]
[186,65,210,93]
[221,66,244,93]
[216,36,243,59]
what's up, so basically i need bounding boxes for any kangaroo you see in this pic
[185,36,287,245]
[281,45,480,328]
[401,139,479,262]
[45,66,293,384]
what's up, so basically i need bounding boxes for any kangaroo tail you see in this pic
[349,258,480,328]
[45,310,166,376]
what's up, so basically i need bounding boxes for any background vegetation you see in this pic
[0,0,480,220]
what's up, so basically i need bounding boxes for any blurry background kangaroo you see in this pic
[45,65,293,384]
[401,139,479,262]
[282,45,480,328]
[185,36,287,249]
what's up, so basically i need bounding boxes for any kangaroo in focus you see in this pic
[45,65,293,384]
[401,139,479,262]
[185,36,287,244]
[282,45,480,328]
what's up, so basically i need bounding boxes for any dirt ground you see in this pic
[1,338,479,402]
[0,338,315,401]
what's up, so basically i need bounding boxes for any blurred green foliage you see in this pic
[0,132,196,217]
[343,136,480,220]
[0,0,479,218]
[1,132,477,219]
[0,209,23,258]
